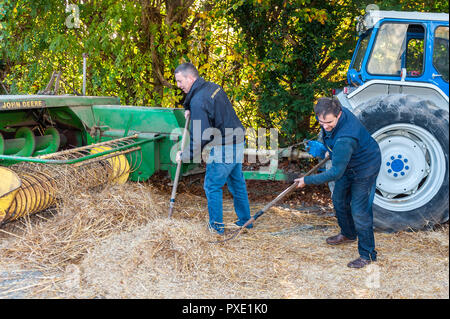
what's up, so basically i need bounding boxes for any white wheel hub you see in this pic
[373,124,446,212]
[377,135,428,196]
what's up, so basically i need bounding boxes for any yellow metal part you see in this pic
[0,167,22,222]
[90,146,130,184]
[0,146,130,225]
[0,169,57,224]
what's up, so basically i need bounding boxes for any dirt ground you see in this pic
[0,170,448,299]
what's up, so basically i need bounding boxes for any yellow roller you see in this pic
[0,167,22,223]
[1,170,57,223]
[0,146,130,225]
[89,146,130,184]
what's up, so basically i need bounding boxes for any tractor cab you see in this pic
[348,11,449,97]
[335,10,449,232]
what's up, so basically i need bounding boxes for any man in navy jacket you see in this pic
[295,97,381,269]
[174,63,253,235]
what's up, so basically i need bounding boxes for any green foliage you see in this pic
[0,0,448,144]
[0,0,218,107]
[374,0,448,11]
[228,0,361,144]
[226,0,448,144]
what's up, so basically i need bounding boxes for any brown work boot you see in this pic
[326,234,356,245]
[347,257,371,269]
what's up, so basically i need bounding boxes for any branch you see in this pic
[186,15,201,34]
[165,0,196,25]
[322,63,341,81]
[317,47,329,69]
[1,81,9,94]
[269,0,287,24]
[149,32,173,89]
[284,34,298,47]
[317,57,334,77]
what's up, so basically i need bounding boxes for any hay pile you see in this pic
[0,183,156,269]
[0,179,448,299]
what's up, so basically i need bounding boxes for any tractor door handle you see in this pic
[432,73,443,78]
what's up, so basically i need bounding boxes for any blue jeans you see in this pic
[204,143,251,234]
[332,173,378,261]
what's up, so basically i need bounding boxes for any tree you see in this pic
[0,0,217,106]
[228,0,449,144]
[228,0,362,144]
[1,0,448,141]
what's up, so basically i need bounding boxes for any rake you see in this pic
[211,155,330,243]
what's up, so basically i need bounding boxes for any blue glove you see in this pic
[307,140,327,159]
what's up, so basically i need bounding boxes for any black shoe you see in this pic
[347,257,371,269]
[326,234,356,245]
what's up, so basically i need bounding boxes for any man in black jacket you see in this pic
[174,63,253,235]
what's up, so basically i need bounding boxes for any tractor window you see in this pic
[433,26,449,82]
[406,37,424,76]
[367,23,425,77]
[368,23,408,75]
[352,30,371,72]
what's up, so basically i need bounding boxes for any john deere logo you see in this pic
[1,100,46,109]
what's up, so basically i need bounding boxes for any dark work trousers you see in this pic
[332,172,378,261]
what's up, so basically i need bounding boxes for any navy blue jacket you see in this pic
[305,107,381,184]
[181,77,245,162]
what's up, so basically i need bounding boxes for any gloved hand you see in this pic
[306,140,327,159]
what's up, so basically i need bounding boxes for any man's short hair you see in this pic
[174,62,199,78]
[314,97,342,118]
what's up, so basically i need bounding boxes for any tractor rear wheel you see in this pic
[356,94,449,232]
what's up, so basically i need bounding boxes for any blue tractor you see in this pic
[336,10,449,231]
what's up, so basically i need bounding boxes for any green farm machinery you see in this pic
[0,94,309,224]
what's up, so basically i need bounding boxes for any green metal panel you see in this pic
[91,105,188,181]
[243,169,288,181]
[0,110,36,131]
[0,95,120,110]
[48,107,86,130]
[69,105,98,129]
[128,135,159,182]
[91,105,185,134]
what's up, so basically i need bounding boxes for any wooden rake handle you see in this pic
[211,155,330,243]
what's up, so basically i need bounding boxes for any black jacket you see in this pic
[181,77,245,162]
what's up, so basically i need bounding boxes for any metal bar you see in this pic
[0,136,163,164]
[38,134,139,159]
[242,169,288,181]
[73,147,141,167]
[168,114,190,218]
[82,53,87,96]
[212,155,330,243]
